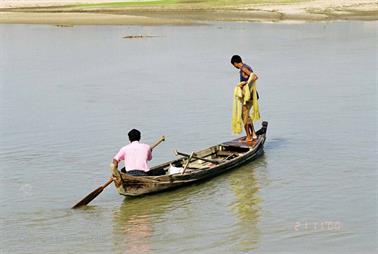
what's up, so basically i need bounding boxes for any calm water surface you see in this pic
[0,21,377,254]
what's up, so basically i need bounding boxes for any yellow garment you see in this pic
[232,86,243,134]
[251,81,261,122]
[231,82,261,134]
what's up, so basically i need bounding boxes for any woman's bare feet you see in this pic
[243,135,252,143]
[241,135,257,143]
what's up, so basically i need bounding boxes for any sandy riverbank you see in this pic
[0,0,377,25]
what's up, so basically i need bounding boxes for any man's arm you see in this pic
[110,158,122,187]
[112,159,119,169]
[111,148,125,170]
[147,147,152,161]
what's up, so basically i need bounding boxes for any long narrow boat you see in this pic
[111,121,268,197]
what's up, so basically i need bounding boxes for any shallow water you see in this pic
[0,21,377,253]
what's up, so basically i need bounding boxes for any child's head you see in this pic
[231,55,243,69]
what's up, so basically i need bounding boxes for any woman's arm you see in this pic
[241,66,258,84]
[248,73,258,84]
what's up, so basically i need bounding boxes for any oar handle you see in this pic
[150,136,165,150]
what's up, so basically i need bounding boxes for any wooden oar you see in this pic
[71,178,114,209]
[72,136,165,209]
[150,136,166,150]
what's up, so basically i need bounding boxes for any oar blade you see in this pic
[72,186,104,209]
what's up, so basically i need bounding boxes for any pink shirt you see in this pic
[113,141,152,172]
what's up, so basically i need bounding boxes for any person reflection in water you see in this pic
[113,201,155,254]
[122,215,153,254]
[229,165,263,251]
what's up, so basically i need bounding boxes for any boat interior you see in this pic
[149,143,253,176]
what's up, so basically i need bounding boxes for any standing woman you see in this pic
[231,55,259,142]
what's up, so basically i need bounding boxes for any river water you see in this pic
[0,21,377,254]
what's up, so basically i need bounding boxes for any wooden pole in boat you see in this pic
[72,136,165,209]
[175,150,221,164]
[181,152,194,175]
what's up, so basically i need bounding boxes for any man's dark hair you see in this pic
[128,129,141,142]
[231,55,242,64]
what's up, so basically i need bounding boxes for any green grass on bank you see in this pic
[74,0,304,9]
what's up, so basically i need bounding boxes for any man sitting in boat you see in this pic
[111,129,153,176]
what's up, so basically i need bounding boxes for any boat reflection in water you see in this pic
[111,155,268,254]
[228,155,268,252]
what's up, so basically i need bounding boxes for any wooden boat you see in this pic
[111,121,268,197]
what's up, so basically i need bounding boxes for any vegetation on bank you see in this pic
[74,0,303,9]
[2,0,376,24]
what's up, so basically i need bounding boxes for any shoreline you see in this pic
[0,0,377,25]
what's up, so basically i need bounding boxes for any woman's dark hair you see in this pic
[128,129,141,142]
[231,55,242,64]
